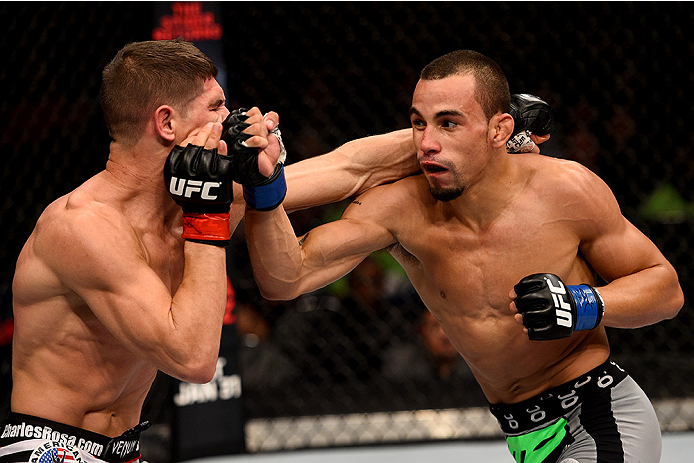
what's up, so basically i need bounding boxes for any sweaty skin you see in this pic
[245,73,683,404]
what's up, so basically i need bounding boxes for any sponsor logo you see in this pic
[174,357,242,406]
[1,424,104,457]
[109,439,139,458]
[169,177,221,200]
[29,442,84,463]
[545,276,573,328]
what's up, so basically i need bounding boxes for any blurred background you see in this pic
[0,2,692,461]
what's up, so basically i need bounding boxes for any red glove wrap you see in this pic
[181,212,231,242]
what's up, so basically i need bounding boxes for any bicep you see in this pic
[283,129,418,212]
[257,192,398,299]
[583,220,654,277]
[575,174,668,282]
[296,215,396,292]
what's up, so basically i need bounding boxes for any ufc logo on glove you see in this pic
[545,277,573,328]
[513,273,605,340]
[169,177,221,200]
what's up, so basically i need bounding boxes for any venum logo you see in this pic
[545,277,573,328]
[169,177,221,200]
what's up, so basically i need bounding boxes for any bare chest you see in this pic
[392,211,581,316]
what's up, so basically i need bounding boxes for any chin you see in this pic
[430,186,465,202]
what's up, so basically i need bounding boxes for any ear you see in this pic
[154,105,175,143]
[489,112,514,149]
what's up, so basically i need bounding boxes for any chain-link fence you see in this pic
[1,1,693,459]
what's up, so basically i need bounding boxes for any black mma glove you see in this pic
[221,109,287,211]
[506,94,556,153]
[164,143,233,246]
[513,273,605,341]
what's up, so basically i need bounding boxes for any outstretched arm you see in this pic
[283,129,418,212]
[245,188,397,301]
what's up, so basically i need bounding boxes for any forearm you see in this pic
[598,263,683,329]
[283,129,418,212]
[245,207,305,300]
[164,241,227,382]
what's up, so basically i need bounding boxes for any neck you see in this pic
[104,140,180,219]
[444,150,522,228]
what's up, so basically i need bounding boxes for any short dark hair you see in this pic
[420,50,510,121]
[100,39,218,144]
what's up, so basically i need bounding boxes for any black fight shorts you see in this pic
[0,413,149,463]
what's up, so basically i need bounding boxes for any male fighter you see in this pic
[2,39,418,463]
[237,50,683,462]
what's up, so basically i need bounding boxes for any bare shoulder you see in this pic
[523,155,615,205]
[29,188,145,290]
[519,154,623,232]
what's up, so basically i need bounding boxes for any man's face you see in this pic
[409,74,493,201]
[176,78,230,144]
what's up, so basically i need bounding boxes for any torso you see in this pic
[363,155,610,403]
[10,171,185,436]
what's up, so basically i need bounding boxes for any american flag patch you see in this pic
[30,442,84,463]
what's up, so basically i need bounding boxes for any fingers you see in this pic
[530,134,551,145]
[182,122,224,150]
[263,111,279,131]
[229,106,282,177]
[240,107,270,150]
[256,154,276,178]
[509,291,524,326]
[526,134,551,153]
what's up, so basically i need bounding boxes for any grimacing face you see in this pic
[175,78,230,145]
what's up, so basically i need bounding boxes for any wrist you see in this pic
[181,211,231,246]
[568,284,605,331]
[243,164,287,211]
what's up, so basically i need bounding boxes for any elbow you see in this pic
[177,354,219,384]
[652,264,685,321]
[165,342,220,384]
[254,273,305,301]
[657,270,685,321]
[665,285,685,320]
[258,284,301,302]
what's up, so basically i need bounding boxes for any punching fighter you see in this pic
[237,50,683,463]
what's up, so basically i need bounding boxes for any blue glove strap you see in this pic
[567,285,601,331]
[243,165,287,211]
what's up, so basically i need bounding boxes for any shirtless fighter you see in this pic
[238,50,684,462]
[1,39,418,463]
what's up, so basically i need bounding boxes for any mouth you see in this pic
[420,160,448,175]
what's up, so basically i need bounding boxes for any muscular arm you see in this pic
[283,129,418,211]
[572,166,683,328]
[228,128,418,230]
[37,204,226,384]
[245,187,398,300]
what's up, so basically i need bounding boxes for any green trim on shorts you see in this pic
[506,418,568,463]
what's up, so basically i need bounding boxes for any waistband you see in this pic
[0,412,150,463]
[489,359,628,434]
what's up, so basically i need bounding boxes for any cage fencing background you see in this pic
[0,2,693,461]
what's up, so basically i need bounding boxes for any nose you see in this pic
[418,126,440,155]
[219,106,230,122]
